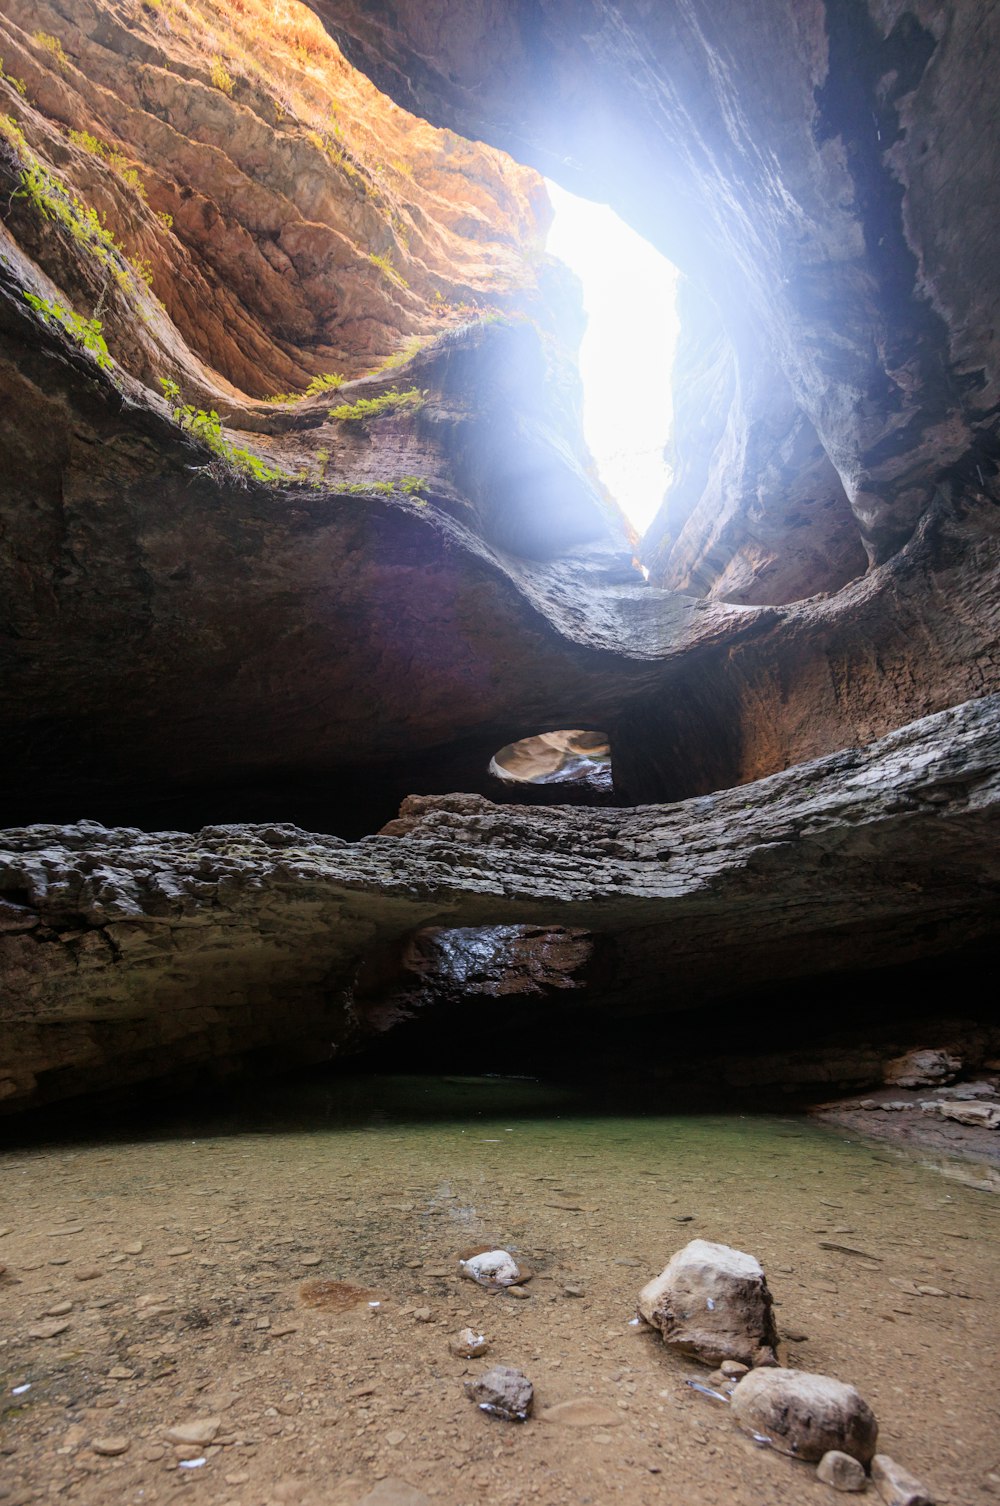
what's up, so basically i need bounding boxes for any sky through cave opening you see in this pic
[545,180,681,539]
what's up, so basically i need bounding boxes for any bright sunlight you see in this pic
[545,180,680,537]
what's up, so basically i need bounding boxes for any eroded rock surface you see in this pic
[318,0,1000,590]
[1,694,997,1110]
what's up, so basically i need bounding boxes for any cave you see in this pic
[1,0,999,1501]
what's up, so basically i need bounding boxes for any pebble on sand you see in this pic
[91,1436,130,1457]
[164,1416,221,1446]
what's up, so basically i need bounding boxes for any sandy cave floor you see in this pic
[1,1079,998,1506]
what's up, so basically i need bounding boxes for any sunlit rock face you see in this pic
[0,0,548,397]
[315,0,1000,594]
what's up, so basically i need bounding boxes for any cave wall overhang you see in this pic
[313,0,1000,588]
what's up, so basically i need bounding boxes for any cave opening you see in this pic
[544,179,680,539]
[488,729,612,796]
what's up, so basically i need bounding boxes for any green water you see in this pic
[2,1075,998,1505]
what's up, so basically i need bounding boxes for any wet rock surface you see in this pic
[730,1368,878,1465]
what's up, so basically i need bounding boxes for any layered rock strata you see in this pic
[317,0,1000,595]
[2,694,997,1111]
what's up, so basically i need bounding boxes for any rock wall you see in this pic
[316,0,1000,594]
[1,0,999,1107]
[2,696,997,1110]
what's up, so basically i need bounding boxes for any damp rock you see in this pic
[459,1249,522,1286]
[817,1449,868,1491]
[637,1239,779,1366]
[449,1328,488,1358]
[730,1369,877,1464]
[871,1454,936,1506]
[464,1365,533,1421]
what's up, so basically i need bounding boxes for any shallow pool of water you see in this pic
[1,1075,997,1506]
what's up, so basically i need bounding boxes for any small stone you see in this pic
[449,1328,488,1358]
[871,1454,936,1506]
[44,1224,84,1237]
[73,1266,103,1282]
[720,1361,749,1379]
[412,1307,432,1322]
[224,1474,250,1487]
[464,1365,533,1422]
[108,1366,135,1380]
[27,1319,70,1339]
[731,1369,877,1464]
[817,1450,868,1491]
[165,1246,191,1257]
[505,1284,531,1299]
[164,1416,221,1446]
[299,1254,322,1266]
[91,1436,130,1457]
[44,1301,73,1317]
[563,1285,586,1298]
[120,1241,144,1255]
[385,1429,407,1446]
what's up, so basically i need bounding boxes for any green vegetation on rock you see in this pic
[329,387,425,424]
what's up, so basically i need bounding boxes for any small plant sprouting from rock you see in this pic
[158,376,290,484]
[69,129,149,201]
[23,291,113,370]
[398,475,429,499]
[303,372,344,396]
[3,118,155,300]
[33,32,70,73]
[329,388,425,424]
[210,58,234,96]
[0,56,28,97]
[368,252,408,291]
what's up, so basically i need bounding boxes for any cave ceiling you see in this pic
[0,0,998,1105]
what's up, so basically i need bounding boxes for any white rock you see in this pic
[731,1368,877,1464]
[637,1239,778,1366]
[459,1249,520,1286]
